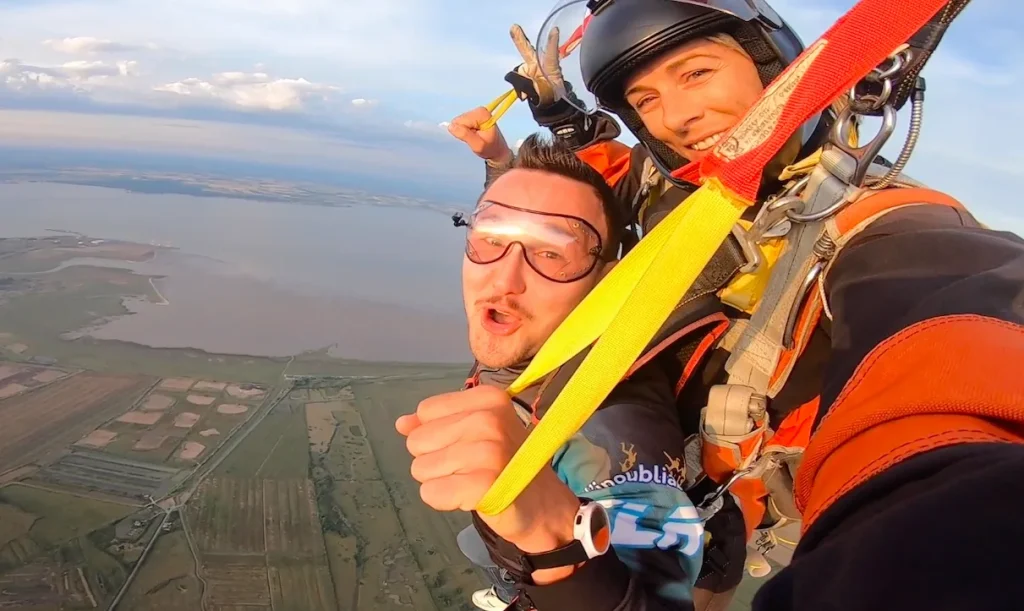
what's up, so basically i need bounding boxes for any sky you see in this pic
[0,0,1022,232]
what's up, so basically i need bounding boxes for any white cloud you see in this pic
[44,36,158,54]
[0,57,139,91]
[154,71,340,111]
[350,98,377,107]
[404,119,451,133]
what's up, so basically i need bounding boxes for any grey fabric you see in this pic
[458,525,517,603]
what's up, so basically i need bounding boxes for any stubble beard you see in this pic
[468,326,534,370]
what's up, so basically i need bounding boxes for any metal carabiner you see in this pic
[696,465,754,516]
[815,102,897,192]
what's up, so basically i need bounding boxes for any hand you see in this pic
[447,107,513,164]
[396,385,582,583]
[510,23,565,107]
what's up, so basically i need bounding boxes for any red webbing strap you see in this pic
[673,0,953,201]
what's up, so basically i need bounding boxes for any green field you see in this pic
[118,529,203,611]
[0,484,134,572]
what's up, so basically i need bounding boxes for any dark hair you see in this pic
[495,133,625,258]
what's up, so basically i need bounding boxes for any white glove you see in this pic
[510,24,566,106]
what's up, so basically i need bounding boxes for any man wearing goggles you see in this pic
[398,135,710,611]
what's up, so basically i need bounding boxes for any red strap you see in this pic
[675,0,951,202]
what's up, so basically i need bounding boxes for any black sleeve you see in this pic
[753,442,1024,611]
[822,204,1024,417]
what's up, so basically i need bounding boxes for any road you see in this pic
[106,503,176,611]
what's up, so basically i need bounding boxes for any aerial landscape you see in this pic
[0,231,484,610]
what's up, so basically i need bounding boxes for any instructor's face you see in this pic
[462,169,610,370]
[624,37,764,163]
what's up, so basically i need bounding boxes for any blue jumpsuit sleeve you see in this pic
[550,374,703,607]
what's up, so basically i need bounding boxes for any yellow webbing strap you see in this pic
[480,88,518,130]
[477,178,749,515]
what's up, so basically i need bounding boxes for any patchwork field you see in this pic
[0,372,155,476]
[348,376,482,610]
[0,484,133,571]
[0,363,72,400]
[187,476,337,611]
[88,377,270,469]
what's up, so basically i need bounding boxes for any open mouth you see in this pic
[481,306,522,336]
[687,131,726,152]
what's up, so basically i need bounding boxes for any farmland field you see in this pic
[205,560,272,607]
[349,376,482,610]
[0,371,155,475]
[0,484,133,554]
[37,450,181,499]
[188,478,265,554]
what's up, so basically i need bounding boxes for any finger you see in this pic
[451,107,491,129]
[510,24,536,63]
[405,407,506,457]
[410,439,508,483]
[545,25,561,60]
[395,413,420,436]
[416,385,508,424]
[447,121,477,142]
[419,472,496,512]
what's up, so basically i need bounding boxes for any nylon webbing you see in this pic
[476,0,956,516]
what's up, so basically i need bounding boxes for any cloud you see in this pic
[350,98,376,107]
[43,36,158,54]
[154,71,340,111]
[404,119,450,134]
[0,58,139,91]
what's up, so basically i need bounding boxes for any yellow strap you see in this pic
[477,178,748,515]
[480,88,518,130]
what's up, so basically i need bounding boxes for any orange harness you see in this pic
[700,185,967,541]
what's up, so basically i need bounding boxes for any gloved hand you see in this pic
[509,23,565,107]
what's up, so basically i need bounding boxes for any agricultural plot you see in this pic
[189,474,338,610]
[0,371,154,475]
[188,478,265,554]
[204,561,272,607]
[113,530,203,611]
[0,484,132,571]
[264,479,323,559]
[0,363,72,400]
[94,377,268,468]
[0,562,67,610]
[216,399,310,480]
[269,565,336,611]
[349,375,485,610]
[37,450,181,500]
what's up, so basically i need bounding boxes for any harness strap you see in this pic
[701,180,970,540]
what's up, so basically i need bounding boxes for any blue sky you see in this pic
[0,0,1021,232]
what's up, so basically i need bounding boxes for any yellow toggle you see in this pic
[477,178,750,515]
[480,88,518,131]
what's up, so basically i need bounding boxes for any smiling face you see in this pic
[623,36,764,163]
[461,168,611,369]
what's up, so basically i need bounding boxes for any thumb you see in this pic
[448,121,481,145]
[395,413,421,436]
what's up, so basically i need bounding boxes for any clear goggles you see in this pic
[464,200,607,283]
[536,0,784,114]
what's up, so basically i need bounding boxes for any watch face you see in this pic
[583,502,611,555]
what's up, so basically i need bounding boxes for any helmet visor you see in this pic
[538,0,783,114]
[465,200,604,283]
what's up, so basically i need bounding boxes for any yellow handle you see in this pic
[480,88,518,131]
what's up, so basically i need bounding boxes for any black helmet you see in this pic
[564,0,820,174]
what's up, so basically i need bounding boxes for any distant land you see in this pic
[0,167,470,215]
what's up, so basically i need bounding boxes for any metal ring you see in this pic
[867,52,907,81]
